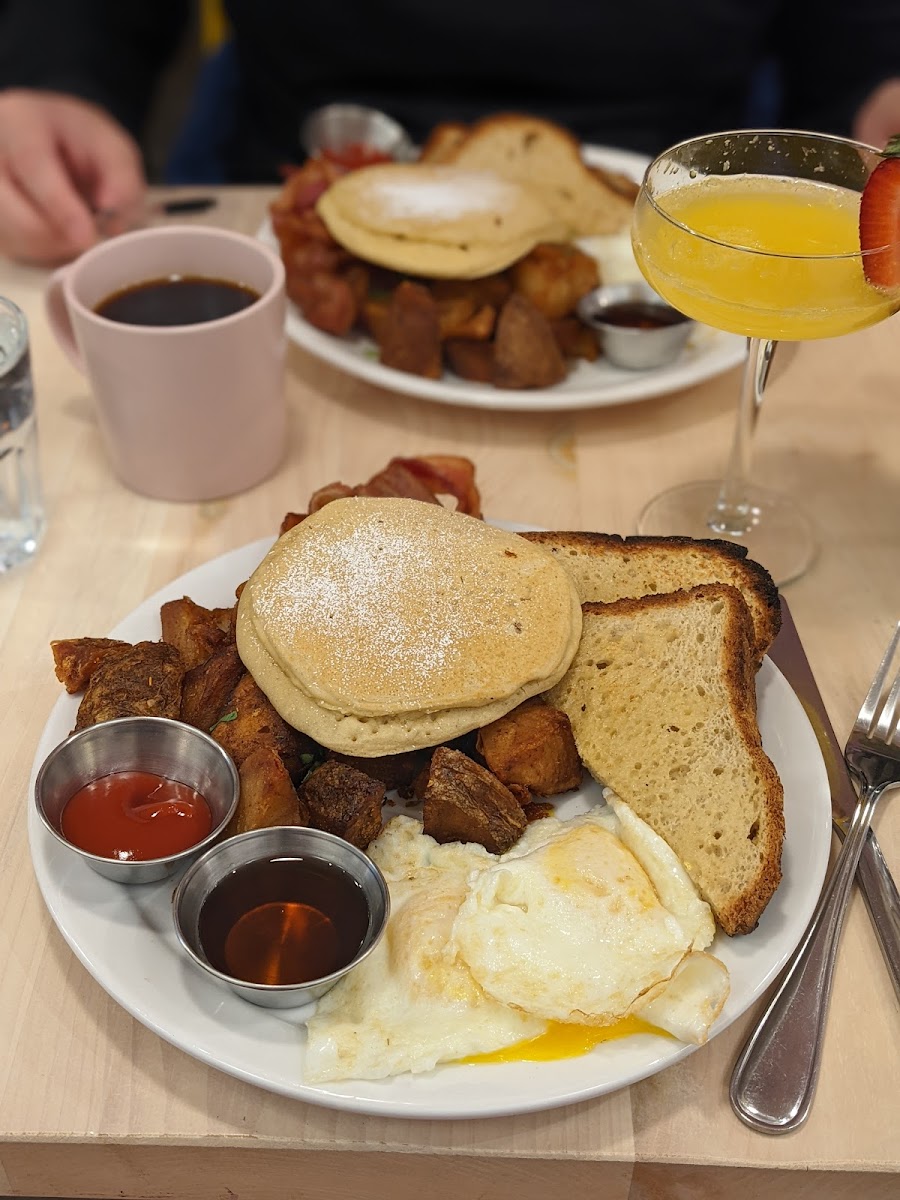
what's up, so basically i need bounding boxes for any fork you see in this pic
[730,621,900,1134]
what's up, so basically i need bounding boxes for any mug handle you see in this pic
[44,266,85,372]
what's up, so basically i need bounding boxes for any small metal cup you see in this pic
[173,825,390,1010]
[300,103,417,162]
[577,281,695,370]
[34,716,240,884]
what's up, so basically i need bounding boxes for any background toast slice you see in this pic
[419,121,470,164]
[546,584,784,935]
[437,112,633,236]
[519,530,781,663]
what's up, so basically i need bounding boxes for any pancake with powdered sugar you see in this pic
[236,497,581,756]
[316,164,564,279]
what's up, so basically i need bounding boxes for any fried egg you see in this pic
[303,800,729,1083]
[450,802,724,1026]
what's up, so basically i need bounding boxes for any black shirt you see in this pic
[0,0,896,181]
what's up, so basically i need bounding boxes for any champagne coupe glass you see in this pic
[631,130,900,586]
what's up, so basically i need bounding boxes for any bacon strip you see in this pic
[357,461,444,505]
[278,455,482,535]
[391,456,483,517]
[307,481,356,512]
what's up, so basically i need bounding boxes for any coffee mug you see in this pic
[45,225,287,502]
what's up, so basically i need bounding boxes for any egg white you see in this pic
[450,811,700,1024]
[304,802,730,1083]
[304,819,544,1083]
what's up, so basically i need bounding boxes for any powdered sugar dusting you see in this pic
[248,499,574,715]
[362,171,520,224]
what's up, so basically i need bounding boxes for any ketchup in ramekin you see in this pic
[61,770,213,861]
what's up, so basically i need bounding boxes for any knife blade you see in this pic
[93,196,218,237]
[769,597,900,1004]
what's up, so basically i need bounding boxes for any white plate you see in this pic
[258,145,747,412]
[28,535,832,1119]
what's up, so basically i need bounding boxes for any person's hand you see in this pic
[0,89,146,265]
[854,78,900,151]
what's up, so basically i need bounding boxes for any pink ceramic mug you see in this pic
[45,225,287,502]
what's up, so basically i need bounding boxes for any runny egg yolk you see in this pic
[459,1015,670,1064]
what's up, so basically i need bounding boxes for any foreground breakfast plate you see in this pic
[257,145,747,412]
[28,533,831,1119]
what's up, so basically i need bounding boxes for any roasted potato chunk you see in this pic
[160,596,232,671]
[328,749,430,796]
[287,269,361,335]
[444,338,495,382]
[212,671,318,783]
[210,604,238,637]
[378,280,442,379]
[492,293,566,389]
[476,699,583,795]
[435,294,496,341]
[180,647,246,733]
[51,637,131,693]
[422,746,526,853]
[550,316,600,362]
[225,744,308,839]
[74,641,184,732]
[509,242,599,320]
[301,760,385,849]
[361,295,390,343]
[430,275,512,310]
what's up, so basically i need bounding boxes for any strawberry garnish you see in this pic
[860,134,900,289]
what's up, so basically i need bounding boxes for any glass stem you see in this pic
[707,337,778,537]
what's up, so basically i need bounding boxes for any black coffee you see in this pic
[95,275,261,326]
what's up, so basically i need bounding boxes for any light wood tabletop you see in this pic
[0,187,897,1200]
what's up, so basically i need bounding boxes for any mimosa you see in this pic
[629,129,900,586]
[632,175,900,340]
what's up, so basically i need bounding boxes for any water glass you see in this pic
[0,298,44,571]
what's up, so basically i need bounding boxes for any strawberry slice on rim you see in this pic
[860,133,900,290]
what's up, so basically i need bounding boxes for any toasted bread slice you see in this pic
[519,530,781,663]
[546,584,784,935]
[419,121,470,163]
[441,112,633,236]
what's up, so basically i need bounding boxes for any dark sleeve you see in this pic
[0,0,191,136]
[775,1,900,137]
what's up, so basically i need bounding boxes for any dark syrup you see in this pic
[198,855,370,986]
[600,301,688,329]
[95,275,260,327]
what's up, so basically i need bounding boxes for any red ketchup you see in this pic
[61,771,213,861]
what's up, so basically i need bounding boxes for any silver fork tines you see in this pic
[857,622,900,741]
[730,620,900,1135]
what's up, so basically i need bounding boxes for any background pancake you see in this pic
[316,164,564,278]
[314,205,544,279]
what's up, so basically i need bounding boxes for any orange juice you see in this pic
[632,175,900,339]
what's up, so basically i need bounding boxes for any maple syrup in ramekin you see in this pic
[197,855,370,986]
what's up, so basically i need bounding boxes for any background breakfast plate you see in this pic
[257,145,747,412]
[28,531,831,1119]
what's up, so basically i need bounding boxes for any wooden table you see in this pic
[0,188,897,1200]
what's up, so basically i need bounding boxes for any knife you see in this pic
[93,197,218,237]
[769,597,900,1003]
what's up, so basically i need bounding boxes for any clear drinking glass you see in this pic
[0,297,45,570]
[631,130,900,586]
